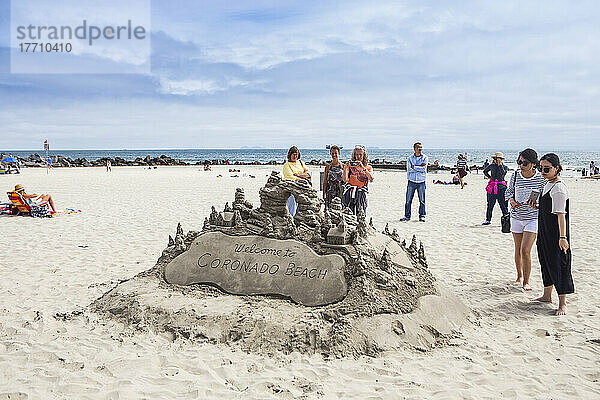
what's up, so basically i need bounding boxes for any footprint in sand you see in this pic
[534,329,552,337]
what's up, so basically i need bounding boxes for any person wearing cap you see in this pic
[342,145,373,215]
[13,184,57,213]
[400,142,428,222]
[482,152,509,225]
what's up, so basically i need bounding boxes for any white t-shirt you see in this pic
[542,181,568,214]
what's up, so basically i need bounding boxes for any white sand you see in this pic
[1,165,599,399]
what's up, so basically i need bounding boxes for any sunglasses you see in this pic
[517,160,530,166]
[539,166,553,173]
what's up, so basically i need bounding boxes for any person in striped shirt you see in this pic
[455,154,469,189]
[505,148,546,291]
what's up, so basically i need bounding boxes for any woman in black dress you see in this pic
[322,146,344,208]
[527,153,573,315]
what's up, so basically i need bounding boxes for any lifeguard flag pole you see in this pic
[44,140,49,174]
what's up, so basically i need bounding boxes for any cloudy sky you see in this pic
[1,0,599,150]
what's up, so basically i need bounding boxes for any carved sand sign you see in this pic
[164,231,347,306]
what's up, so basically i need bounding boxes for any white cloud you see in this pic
[157,78,256,95]
[158,78,224,95]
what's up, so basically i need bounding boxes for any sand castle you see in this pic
[92,172,469,357]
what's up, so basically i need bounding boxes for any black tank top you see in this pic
[538,182,570,242]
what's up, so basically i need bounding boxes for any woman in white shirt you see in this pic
[527,153,573,315]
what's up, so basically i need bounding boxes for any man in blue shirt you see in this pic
[400,142,428,222]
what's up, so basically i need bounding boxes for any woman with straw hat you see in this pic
[14,184,57,213]
[482,152,509,225]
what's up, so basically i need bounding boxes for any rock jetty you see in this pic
[2,153,453,171]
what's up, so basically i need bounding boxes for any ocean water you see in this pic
[2,148,599,171]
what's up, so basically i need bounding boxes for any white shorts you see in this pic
[510,217,538,234]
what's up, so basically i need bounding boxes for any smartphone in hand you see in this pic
[528,190,540,203]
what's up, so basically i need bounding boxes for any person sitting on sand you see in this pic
[283,146,311,216]
[204,163,211,171]
[527,153,573,316]
[433,174,464,185]
[13,184,57,213]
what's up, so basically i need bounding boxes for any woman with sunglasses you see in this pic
[342,145,374,214]
[527,153,573,315]
[505,148,546,291]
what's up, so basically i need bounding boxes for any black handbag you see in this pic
[501,214,511,233]
[501,172,516,233]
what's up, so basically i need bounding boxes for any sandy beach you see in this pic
[1,165,599,399]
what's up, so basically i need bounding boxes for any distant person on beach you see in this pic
[528,153,573,315]
[505,148,546,291]
[400,142,428,222]
[13,184,56,213]
[203,163,211,171]
[482,152,509,225]
[591,160,597,175]
[433,173,463,185]
[342,145,374,215]
[283,146,311,216]
[456,154,469,189]
[483,158,490,172]
[46,157,52,170]
[323,145,344,208]
[106,159,112,172]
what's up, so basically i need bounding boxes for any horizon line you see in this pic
[2,147,598,152]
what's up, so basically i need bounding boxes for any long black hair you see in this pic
[540,153,563,175]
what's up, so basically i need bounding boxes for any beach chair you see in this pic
[7,191,54,216]
[7,191,55,217]
[7,191,56,217]
[7,191,32,215]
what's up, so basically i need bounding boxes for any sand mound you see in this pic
[90,172,470,357]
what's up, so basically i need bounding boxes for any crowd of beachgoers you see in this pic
[273,143,575,316]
